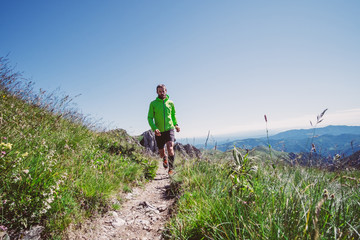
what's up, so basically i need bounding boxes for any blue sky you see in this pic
[1,0,360,141]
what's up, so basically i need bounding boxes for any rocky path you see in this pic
[66,161,175,240]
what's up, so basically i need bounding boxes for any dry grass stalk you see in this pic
[313,190,328,240]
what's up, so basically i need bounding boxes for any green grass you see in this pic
[0,57,157,238]
[166,148,360,239]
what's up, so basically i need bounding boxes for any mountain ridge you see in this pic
[270,125,360,140]
[216,125,360,157]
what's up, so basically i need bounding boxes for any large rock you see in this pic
[140,130,158,155]
[174,143,202,159]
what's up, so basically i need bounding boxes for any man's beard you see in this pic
[158,94,166,100]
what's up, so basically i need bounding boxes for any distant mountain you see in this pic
[217,125,360,157]
[270,125,360,140]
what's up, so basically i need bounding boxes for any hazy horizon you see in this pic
[177,124,360,146]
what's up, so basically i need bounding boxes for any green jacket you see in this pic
[148,95,178,132]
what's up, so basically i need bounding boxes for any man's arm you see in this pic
[171,103,180,132]
[147,103,158,131]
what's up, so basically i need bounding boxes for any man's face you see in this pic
[157,87,167,99]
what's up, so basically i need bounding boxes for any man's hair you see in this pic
[156,84,166,92]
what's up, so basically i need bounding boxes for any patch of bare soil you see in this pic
[65,161,176,240]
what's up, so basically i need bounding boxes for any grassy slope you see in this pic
[0,89,157,238]
[166,148,360,239]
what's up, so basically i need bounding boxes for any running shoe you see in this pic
[163,157,168,168]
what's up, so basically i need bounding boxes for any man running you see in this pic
[148,84,180,175]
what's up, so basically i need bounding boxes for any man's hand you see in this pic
[175,125,181,132]
[155,129,161,136]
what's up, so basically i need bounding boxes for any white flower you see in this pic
[0,142,12,150]
[46,196,54,204]
[333,154,341,161]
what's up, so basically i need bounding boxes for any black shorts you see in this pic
[155,129,175,149]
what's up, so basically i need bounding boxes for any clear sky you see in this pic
[1,0,359,141]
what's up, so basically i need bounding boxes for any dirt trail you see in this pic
[66,161,175,240]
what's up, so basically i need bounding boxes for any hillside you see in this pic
[217,125,360,157]
[0,57,158,238]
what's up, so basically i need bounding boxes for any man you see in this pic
[148,84,180,175]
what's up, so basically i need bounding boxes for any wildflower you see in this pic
[323,189,329,198]
[13,176,21,182]
[5,143,12,150]
[21,152,29,157]
[333,154,341,161]
[46,196,54,204]
[0,225,7,231]
[23,169,29,174]
[40,208,48,214]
